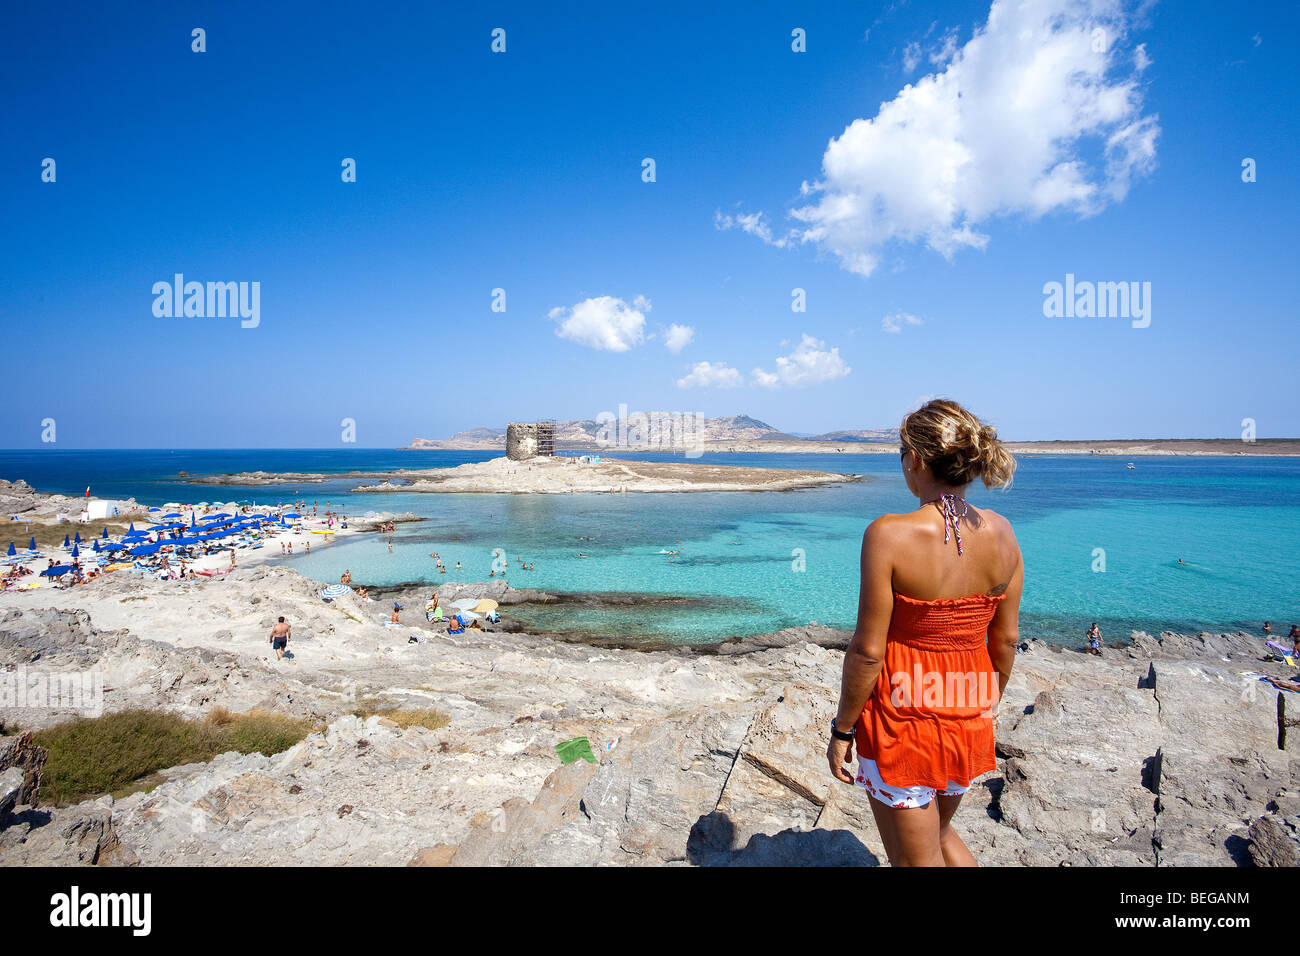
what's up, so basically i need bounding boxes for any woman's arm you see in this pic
[827,519,895,783]
[987,542,1024,696]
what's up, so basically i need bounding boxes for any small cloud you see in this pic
[902,41,923,72]
[550,295,650,352]
[1253,33,1262,47]
[714,209,790,248]
[663,323,695,354]
[882,311,924,333]
[676,361,742,389]
[929,29,958,67]
[752,334,850,388]
[1134,43,1151,71]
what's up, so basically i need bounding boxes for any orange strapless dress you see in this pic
[854,591,1005,790]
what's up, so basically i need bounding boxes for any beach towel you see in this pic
[555,737,597,765]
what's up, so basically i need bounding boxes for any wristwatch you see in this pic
[830,718,855,742]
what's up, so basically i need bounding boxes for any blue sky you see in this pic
[1,0,1296,447]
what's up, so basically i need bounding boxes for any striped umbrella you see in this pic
[320,584,352,600]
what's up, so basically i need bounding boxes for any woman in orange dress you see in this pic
[827,399,1023,866]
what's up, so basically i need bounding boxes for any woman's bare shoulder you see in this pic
[974,506,1021,548]
[864,510,917,537]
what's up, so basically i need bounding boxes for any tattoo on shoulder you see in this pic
[986,582,1009,597]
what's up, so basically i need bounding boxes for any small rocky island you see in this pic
[192,456,863,495]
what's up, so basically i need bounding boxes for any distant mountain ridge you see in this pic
[406,416,899,450]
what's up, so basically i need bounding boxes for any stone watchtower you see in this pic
[506,422,539,460]
[506,420,556,460]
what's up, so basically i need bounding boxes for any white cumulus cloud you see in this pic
[676,361,742,389]
[550,295,650,352]
[733,0,1160,277]
[752,335,850,389]
[664,323,695,354]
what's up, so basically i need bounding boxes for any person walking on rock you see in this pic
[270,616,291,661]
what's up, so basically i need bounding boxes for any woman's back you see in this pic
[879,501,1020,603]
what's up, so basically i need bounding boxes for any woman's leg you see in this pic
[935,793,978,867]
[867,798,945,866]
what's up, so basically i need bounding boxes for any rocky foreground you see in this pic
[1,566,1298,866]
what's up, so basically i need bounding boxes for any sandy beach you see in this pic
[0,479,417,591]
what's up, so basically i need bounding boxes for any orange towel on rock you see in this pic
[855,592,1005,790]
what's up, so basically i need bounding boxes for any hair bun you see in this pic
[899,399,1016,489]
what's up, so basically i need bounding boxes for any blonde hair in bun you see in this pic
[899,399,1016,489]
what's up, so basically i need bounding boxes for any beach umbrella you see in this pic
[6,543,13,556]
[101,528,109,539]
[169,536,201,546]
[472,598,499,614]
[451,598,478,610]
[71,544,80,558]
[63,534,70,547]
[320,584,352,600]
[74,531,82,544]
[40,565,74,577]
[99,542,128,551]
[29,537,35,550]
[128,523,136,531]
[128,543,161,556]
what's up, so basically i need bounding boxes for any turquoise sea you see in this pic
[2,449,1297,646]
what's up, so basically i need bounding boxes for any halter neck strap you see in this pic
[930,492,968,555]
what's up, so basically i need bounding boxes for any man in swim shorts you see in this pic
[270,616,291,660]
